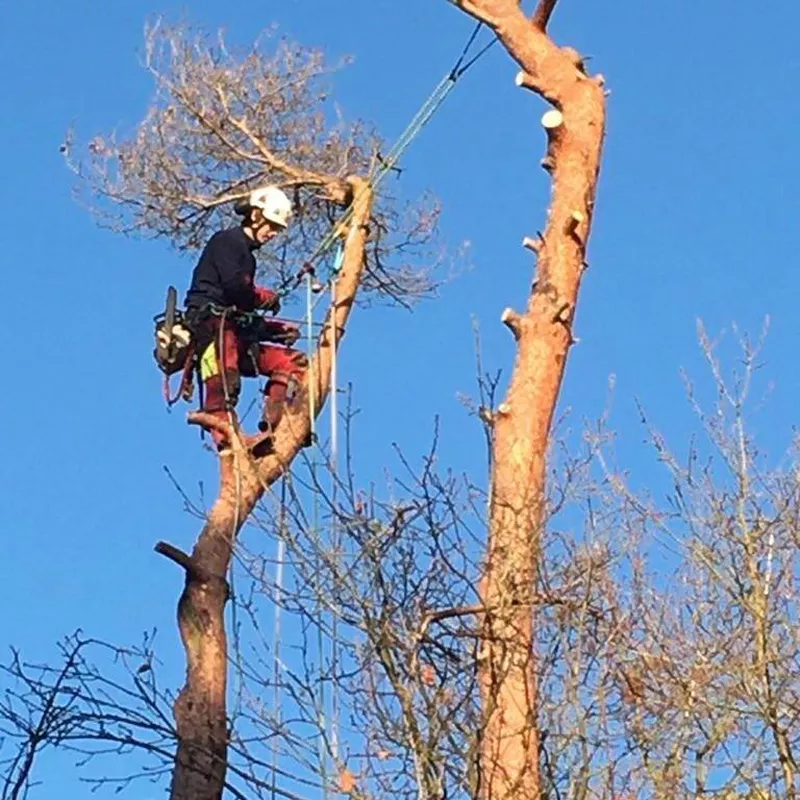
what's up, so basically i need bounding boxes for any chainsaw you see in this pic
[153,286,193,376]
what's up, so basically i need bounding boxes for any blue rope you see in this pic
[305,22,495,274]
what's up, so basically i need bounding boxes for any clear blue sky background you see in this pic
[2,0,799,795]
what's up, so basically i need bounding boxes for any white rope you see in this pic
[306,272,329,797]
[329,274,340,763]
[306,273,317,445]
[270,477,287,800]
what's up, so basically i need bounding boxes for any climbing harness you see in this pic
[156,293,310,414]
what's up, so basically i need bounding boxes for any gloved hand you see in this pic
[257,318,301,347]
[281,325,301,347]
[256,287,281,314]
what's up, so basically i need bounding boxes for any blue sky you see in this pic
[2,0,799,795]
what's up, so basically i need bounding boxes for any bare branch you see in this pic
[212,82,343,193]
[532,0,558,31]
[187,410,234,440]
[522,235,542,253]
[500,307,523,340]
[154,541,195,573]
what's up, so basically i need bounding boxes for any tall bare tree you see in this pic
[0,413,621,800]
[447,1,606,796]
[596,325,800,800]
[62,21,438,800]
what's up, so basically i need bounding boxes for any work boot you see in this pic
[258,377,289,435]
[257,376,313,448]
[292,383,315,449]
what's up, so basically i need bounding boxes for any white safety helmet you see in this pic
[247,185,292,229]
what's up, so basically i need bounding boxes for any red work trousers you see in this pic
[199,316,306,445]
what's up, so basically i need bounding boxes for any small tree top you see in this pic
[65,20,441,304]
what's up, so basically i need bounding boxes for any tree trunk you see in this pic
[158,178,373,800]
[451,3,606,798]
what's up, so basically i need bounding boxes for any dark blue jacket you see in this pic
[185,226,273,312]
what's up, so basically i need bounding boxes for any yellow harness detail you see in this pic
[199,343,220,381]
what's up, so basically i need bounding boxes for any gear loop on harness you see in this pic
[164,345,196,407]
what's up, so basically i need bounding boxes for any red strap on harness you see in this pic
[164,344,196,407]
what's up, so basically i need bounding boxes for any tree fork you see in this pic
[161,177,374,800]
[452,1,606,798]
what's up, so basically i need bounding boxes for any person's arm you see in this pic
[254,285,280,312]
[214,237,258,310]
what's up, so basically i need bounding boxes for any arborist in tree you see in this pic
[184,185,308,452]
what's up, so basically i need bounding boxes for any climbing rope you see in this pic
[329,273,340,764]
[301,20,497,283]
[304,269,330,795]
[270,475,288,800]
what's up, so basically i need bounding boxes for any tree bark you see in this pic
[159,177,373,800]
[452,2,606,798]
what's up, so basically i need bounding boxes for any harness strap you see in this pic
[164,342,197,406]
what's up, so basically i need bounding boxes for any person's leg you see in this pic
[199,319,242,448]
[252,345,308,434]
